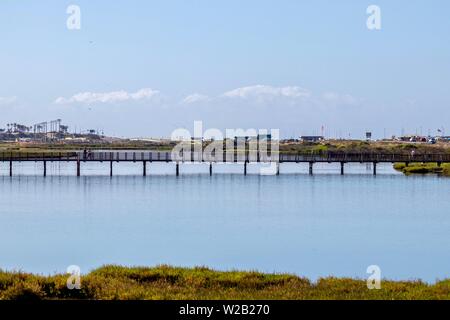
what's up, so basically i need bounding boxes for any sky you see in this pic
[0,0,449,138]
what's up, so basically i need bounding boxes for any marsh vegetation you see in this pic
[1,265,449,300]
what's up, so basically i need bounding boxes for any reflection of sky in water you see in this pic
[0,171,448,283]
[0,161,401,176]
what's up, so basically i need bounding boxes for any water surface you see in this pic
[0,162,448,282]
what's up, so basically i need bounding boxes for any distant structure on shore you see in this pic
[300,136,324,143]
[1,121,449,145]
[0,119,104,143]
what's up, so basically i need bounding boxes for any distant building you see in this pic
[59,125,69,133]
[398,135,430,143]
[257,134,272,141]
[300,136,324,142]
[17,137,32,142]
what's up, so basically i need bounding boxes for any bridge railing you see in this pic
[279,152,450,163]
[0,152,77,161]
[77,151,280,162]
[1,151,449,163]
[78,151,450,163]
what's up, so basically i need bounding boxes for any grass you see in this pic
[0,265,448,300]
[280,140,450,155]
[394,162,450,176]
[2,140,450,154]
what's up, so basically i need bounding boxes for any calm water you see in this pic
[0,162,449,282]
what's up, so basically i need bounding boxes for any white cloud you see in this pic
[0,96,17,105]
[222,85,311,99]
[53,85,359,113]
[182,93,210,104]
[322,92,359,106]
[55,88,160,104]
[177,85,360,112]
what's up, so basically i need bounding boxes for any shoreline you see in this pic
[394,162,450,176]
[1,265,449,300]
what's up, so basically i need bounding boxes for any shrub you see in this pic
[1,281,45,300]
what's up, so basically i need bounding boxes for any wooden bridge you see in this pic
[1,151,449,176]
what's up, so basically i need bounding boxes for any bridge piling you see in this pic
[2,151,449,178]
[76,159,80,177]
[143,161,147,176]
[176,162,180,176]
[110,161,113,177]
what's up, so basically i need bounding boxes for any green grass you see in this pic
[2,140,450,154]
[280,140,450,155]
[394,162,450,176]
[0,265,448,300]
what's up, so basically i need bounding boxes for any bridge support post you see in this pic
[276,162,280,175]
[437,162,442,167]
[309,162,314,175]
[405,162,409,167]
[244,161,247,175]
[43,160,47,177]
[176,162,180,176]
[9,160,12,177]
[143,161,147,176]
[76,159,80,177]
[340,162,344,175]
[110,161,113,177]
[373,162,377,175]
[209,162,212,176]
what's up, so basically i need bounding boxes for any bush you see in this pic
[1,281,45,300]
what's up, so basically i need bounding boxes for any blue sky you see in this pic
[1,0,449,138]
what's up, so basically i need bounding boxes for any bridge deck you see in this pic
[1,151,449,163]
